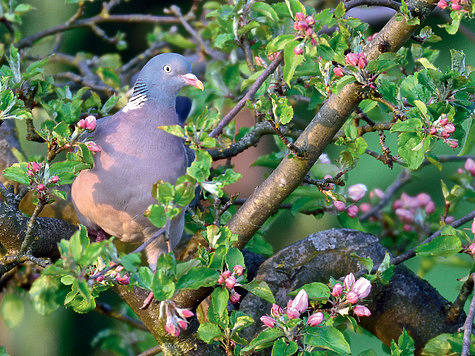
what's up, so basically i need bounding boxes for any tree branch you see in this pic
[344,0,402,11]
[462,274,475,356]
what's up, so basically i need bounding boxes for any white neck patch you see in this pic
[123,79,148,113]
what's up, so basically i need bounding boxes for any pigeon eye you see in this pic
[163,65,172,73]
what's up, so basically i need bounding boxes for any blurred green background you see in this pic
[0,0,474,355]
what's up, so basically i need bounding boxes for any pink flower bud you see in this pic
[333,201,346,212]
[268,52,281,61]
[441,131,451,139]
[305,28,314,36]
[471,218,475,234]
[332,284,343,297]
[348,184,367,202]
[77,119,86,129]
[346,291,359,304]
[29,161,42,173]
[333,67,345,77]
[165,320,180,337]
[393,199,403,209]
[451,2,462,9]
[367,33,378,41]
[177,308,194,319]
[445,216,455,224]
[357,53,368,69]
[311,38,317,46]
[429,126,437,135]
[96,275,105,283]
[345,52,359,66]
[469,243,475,255]
[353,305,371,317]
[230,290,241,304]
[417,193,431,206]
[233,265,244,276]
[225,276,236,289]
[286,307,300,319]
[178,319,188,330]
[261,316,276,328]
[84,115,97,131]
[396,208,414,223]
[254,56,266,67]
[437,0,448,8]
[425,201,435,215]
[50,175,59,184]
[447,139,458,148]
[307,312,324,326]
[116,274,130,285]
[401,193,419,209]
[457,168,464,174]
[403,224,413,232]
[343,273,355,290]
[217,275,225,284]
[295,12,306,21]
[352,278,371,299]
[86,142,101,152]
[439,116,448,126]
[444,123,455,133]
[371,188,384,199]
[294,43,304,56]
[37,184,46,191]
[27,170,34,177]
[360,203,371,213]
[292,289,309,313]
[271,304,283,317]
[306,16,315,26]
[222,270,232,278]
[347,205,359,218]
[465,158,475,176]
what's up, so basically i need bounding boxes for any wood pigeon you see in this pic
[71,53,203,270]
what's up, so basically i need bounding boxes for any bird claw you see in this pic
[140,291,155,310]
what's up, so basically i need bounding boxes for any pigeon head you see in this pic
[134,53,203,100]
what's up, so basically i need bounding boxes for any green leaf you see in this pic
[266,34,295,55]
[417,57,437,71]
[251,2,279,22]
[120,253,141,272]
[459,116,475,155]
[152,270,176,301]
[101,95,119,114]
[225,248,245,271]
[334,2,345,18]
[245,234,273,257]
[146,204,166,229]
[242,280,275,303]
[272,338,298,356]
[415,228,462,257]
[242,328,284,352]
[158,124,186,138]
[230,311,254,335]
[391,328,415,356]
[304,326,351,354]
[197,322,223,343]
[176,267,219,290]
[284,0,305,17]
[351,253,374,273]
[2,164,30,185]
[390,118,422,133]
[162,33,196,49]
[397,133,428,170]
[29,273,64,315]
[290,282,330,302]
[187,150,212,183]
[208,288,229,324]
[0,293,24,328]
[283,40,304,86]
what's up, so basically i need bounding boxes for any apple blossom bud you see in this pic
[437,0,448,8]
[396,208,414,223]
[345,52,359,66]
[222,270,232,278]
[296,20,308,31]
[360,203,371,213]
[116,274,130,285]
[469,243,475,254]
[417,193,431,206]
[50,175,59,184]
[77,119,86,129]
[439,116,448,126]
[346,291,359,304]
[27,170,34,177]
[353,305,371,317]
[444,123,455,133]
[425,201,435,214]
[305,27,314,36]
[306,16,315,26]
[178,319,188,330]
[332,284,343,297]
[293,21,299,30]
[295,12,306,21]
[311,38,317,46]
[286,307,300,319]
[230,290,241,304]
[333,200,346,212]
[471,218,475,234]
[233,265,244,276]
[165,320,180,337]
[292,289,309,313]
[347,205,359,218]
[177,308,194,319]
[457,168,464,174]
[367,33,378,41]
[348,184,367,202]
[393,199,403,209]
[447,140,458,148]
[37,184,46,191]
[225,276,236,289]
[352,278,371,299]
[429,126,437,135]
[451,2,462,9]
[343,273,355,290]
[357,53,367,69]
[254,56,266,67]
[465,158,475,176]
[333,67,345,77]
[294,43,304,56]
[86,142,101,152]
[84,115,97,131]
[260,316,276,328]
[271,304,283,317]
[307,312,324,326]
[96,275,105,283]
[441,132,451,139]
[445,216,455,224]
[217,275,225,284]
[403,224,413,232]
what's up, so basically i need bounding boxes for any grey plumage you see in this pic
[71,53,203,269]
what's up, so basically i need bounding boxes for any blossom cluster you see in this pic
[333,183,368,218]
[428,114,458,149]
[27,161,60,194]
[467,218,475,255]
[292,12,317,55]
[393,192,436,232]
[95,262,130,285]
[160,300,194,337]
[331,273,371,317]
[75,115,101,153]
[458,158,475,176]
[437,0,468,10]
[333,52,368,78]
[217,265,244,304]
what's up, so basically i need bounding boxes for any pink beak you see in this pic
[180,73,204,90]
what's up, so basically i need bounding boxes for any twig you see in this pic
[360,169,411,221]
[54,72,115,95]
[121,41,167,74]
[210,51,284,137]
[462,274,475,356]
[168,5,225,61]
[137,345,162,356]
[18,199,46,256]
[447,276,474,322]
[355,107,375,125]
[344,0,402,11]
[370,94,405,121]
[333,121,394,140]
[95,301,148,331]
[378,129,393,168]
[390,210,475,266]
[365,148,400,166]
[266,118,305,157]
[25,118,44,142]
